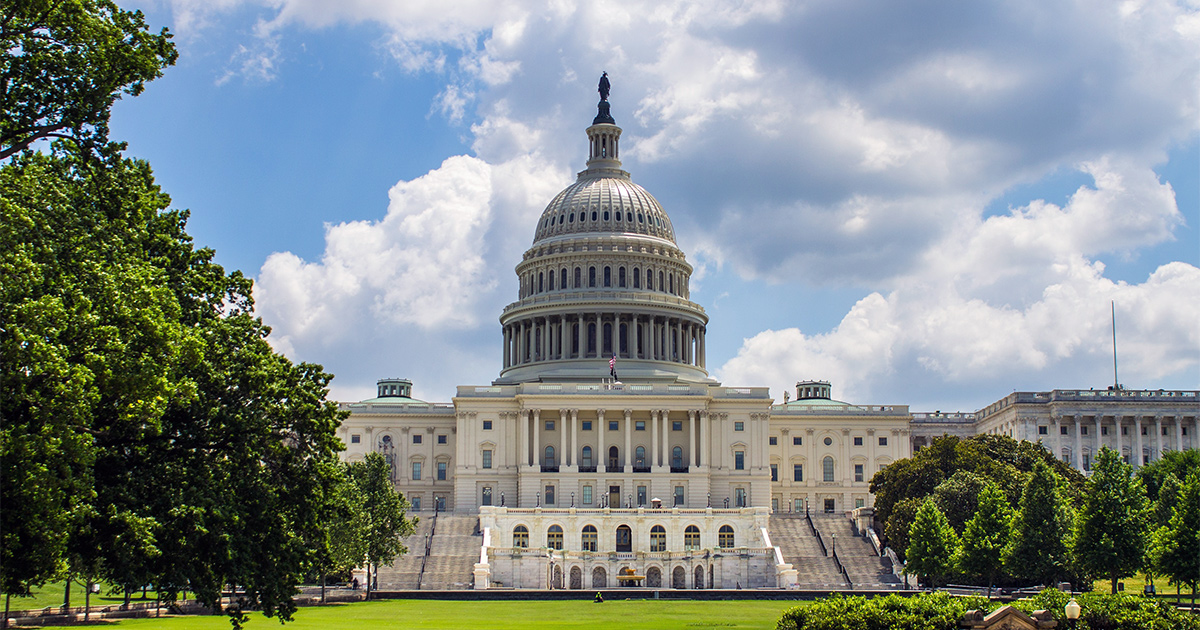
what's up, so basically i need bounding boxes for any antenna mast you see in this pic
[1111,301,1120,390]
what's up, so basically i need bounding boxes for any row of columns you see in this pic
[502,313,705,369]
[518,408,712,471]
[1037,414,1198,470]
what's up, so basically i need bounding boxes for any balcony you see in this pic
[541,465,559,473]
[578,466,597,473]
[632,466,651,473]
[670,466,688,474]
[607,465,624,473]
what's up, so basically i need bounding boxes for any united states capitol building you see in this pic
[337,86,1199,591]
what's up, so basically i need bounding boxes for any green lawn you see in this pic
[40,598,807,630]
[6,580,160,612]
[1091,573,1197,599]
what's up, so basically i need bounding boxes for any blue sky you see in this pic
[110,0,1199,410]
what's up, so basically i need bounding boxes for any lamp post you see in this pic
[706,492,711,508]
[831,534,837,557]
[571,492,575,507]
[1065,597,1080,629]
[536,491,541,507]
[500,491,505,507]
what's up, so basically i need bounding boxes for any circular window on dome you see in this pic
[592,211,598,221]
[823,437,833,446]
[603,211,610,221]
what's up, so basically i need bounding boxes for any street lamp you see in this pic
[500,491,505,507]
[536,491,541,507]
[706,492,711,507]
[1064,598,1080,628]
[571,492,575,507]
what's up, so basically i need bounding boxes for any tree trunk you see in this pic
[1111,573,1118,595]
[85,582,91,621]
[63,575,71,611]
[320,573,326,604]
[5,592,11,629]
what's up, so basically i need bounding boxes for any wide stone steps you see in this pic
[768,515,846,588]
[807,514,901,588]
[374,515,434,590]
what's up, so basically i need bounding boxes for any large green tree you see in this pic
[1003,460,1071,586]
[1073,447,1149,594]
[0,0,176,159]
[905,499,959,588]
[348,452,416,599]
[1155,470,1200,606]
[1137,449,1200,504]
[957,483,1013,596]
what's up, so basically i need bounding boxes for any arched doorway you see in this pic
[569,566,582,590]
[646,566,662,588]
[552,565,563,589]
[693,565,704,589]
[615,525,632,552]
[672,566,687,589]
[608,446,620,471]
[592,566,607,588]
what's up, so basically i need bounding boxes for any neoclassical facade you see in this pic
[336,88,1198,589]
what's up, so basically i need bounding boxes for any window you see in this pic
[589,266,596,287]
[482,487,493,506]
[351,434,361,444]
[437,461,447,481]
[412,461,422,480]
[734,421,744,431]
[855,498,865,509]
[650,525,666,552]
[853,437,863,446]
[735,487,746,507]
[582,525,597,551]
[413,434,422,444]
[823,437,832,446]
[483,420,493,430]
[1081,426,1088,435]
[1122,426,1128,435]
[544,446,556,467]
[718,525,734,548]
[618,267,626,287]
[878,436,888,446]
[854,464,863,482]
[1061,426,1069,435]
[608,446,619,469]
[633,267,640,288]
[603,266,611,287]
[673,421,683,431]
[438,434,447,444]
[735,451,745,470]
[1162,426,1168,436]
[582,420,593,431]
[793,464,803,482]
[583,485,593,505]
[1102,426,1109,436]
[633,420,647,431]
[545,485,556,505]
[674,486,684,506]
[794,498,803,512]
[482,450,493,469]
[547,525,563,550]
[672,446,683,468]
[635,446,646,467]
[1142,426,1148,435]
[574,267,581,288]
[411,496,421,511]
[616,525,632,552]
[609,420,619,431]
[822,456,834,482]
[685,525,700,550]
[769,436,777,445]
[793,436,802,446]
[546,420,555,431]
[1039,426,1049,435]
[582,446,593,467]
[1083,453,1092,471]
[637,485,647,506]
[771,463,778,481]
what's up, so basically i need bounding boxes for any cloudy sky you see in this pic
[110,0,1200,410]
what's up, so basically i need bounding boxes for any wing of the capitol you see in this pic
[335,86,1200,591]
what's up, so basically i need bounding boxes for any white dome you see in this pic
[533,173,676,244]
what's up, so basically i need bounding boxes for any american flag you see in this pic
[609,355,617,379]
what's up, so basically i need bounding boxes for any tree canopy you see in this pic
[1073,447,1149,594]
[957,482,1012,596]
[1002,460,1072,586]
[905,499,959,587]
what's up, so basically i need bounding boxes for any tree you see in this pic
[1136,449,1200,504]
[885,497,924,562]
[348,453,416,599]
[0,0,177,159]
[313,462,368,602]
[1073,447,1149,594]
[906,499,959,588]
[932,471,988,533]
[957,483,1013,597]
[1152,474,1182,528]
[1155,470,1200,606]
[1004,460,1071,586]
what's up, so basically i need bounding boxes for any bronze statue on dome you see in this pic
[598,72,610,102]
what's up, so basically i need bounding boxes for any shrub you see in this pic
[1011,588,1200,630]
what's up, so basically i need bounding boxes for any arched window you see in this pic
[647,270,654,290]
[718,525,734,549]
[548,525,563,550]
[684,525,700,550]
[604,266,611,287]
[538,272,544,293]
[608,446,619,469]
[548,271,554,291]
[545,445,556,468]
[560,268,567,290]
[659,271,664,291]
[589,266,596,287]
[635,445,646,467]
[574,267,582,288]
[626,211,633,222]
[581,446,593,467]
[591,211,598,222]
[513,525,529,548]
[618,267,626,287]
[588,323,597,355]
[615,525,632,552]
[603,211,610,221]
[823,456,834,482]
[633,267,640,288]
[672,446,683,469]
[602,322,612,355]
[650,525,666,552]
[582,525,598,551]
[669,274,673,294]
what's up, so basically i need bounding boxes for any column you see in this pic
[1073,415,1082,471]
[560,409,568,467]
[689,411,698,468]
[597,409,607,472]
[867,428,876,476]
[699,328,706,368]
[1174,416,1183,453]
[624,409,633,470]
[651,409,660,468]
[576,314,584,359]
[520,409,530,467]
[1094,416,1102,459]
[806,428,816,487]
[533,410,541,467]
[542,318,549,360]
[571,409,579,467]
[1053,416,1062,462]
[662,410,671,466]
[631,314,639,359]
[700,410,710,468]
[1155,415,1163,461]
[503,325,510,367]
[594,313,601,358]
[719,413,727,469]
[1135,416,1144,468]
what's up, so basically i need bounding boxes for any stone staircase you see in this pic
[808,513,901,589]
[373,515,434,590]
[767,515,846,588]
[419,514,481,590]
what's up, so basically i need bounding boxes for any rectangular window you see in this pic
[734,421,745,431]
[636,420,646,431]
[609,420,619,431]
[412,461,422,480]
[412,496,421,511]
[855,498,865,509]
[583,485,593,505]
[1142,426,1148,435]
[482,487,492,506]
[1162,426,1168,436]
[582,420,593,431]
[437,461,447,480]
[853,436,863,446]
[545,485,555,505]
[1061,426,1069,435]
[1083,454,1092,471]
[546,420,555,431]
[793,464,803,482]
[854,464,864,482]
[350,434,361,444]
[1081,426,1088,435]
[413,434,422,444]
[673,421,683,431]
[878,436,887,446]
[769,436,778,445]
[1039,426,1049,435]
[735,487,746,507]
[1122,426,1128,435]
[770,463,778,481]
[1102,426,1109,436]
[823,458,834,482]
[793,436,802,446]
[637,485,647,506]
[1184,427,1189,436]
[674,486,684,506]
[438,434,447,444]
[735,451,745,470]
[483,420,493,430]
[794,498,803,512]
[482,450,493,469]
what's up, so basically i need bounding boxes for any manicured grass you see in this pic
[1091,573,1196,599]
[42,598,809,630]
[6,580,160,612]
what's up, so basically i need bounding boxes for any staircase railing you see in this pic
[807,514,828,556]
[416,504,440,590]
[830,546,852,588]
